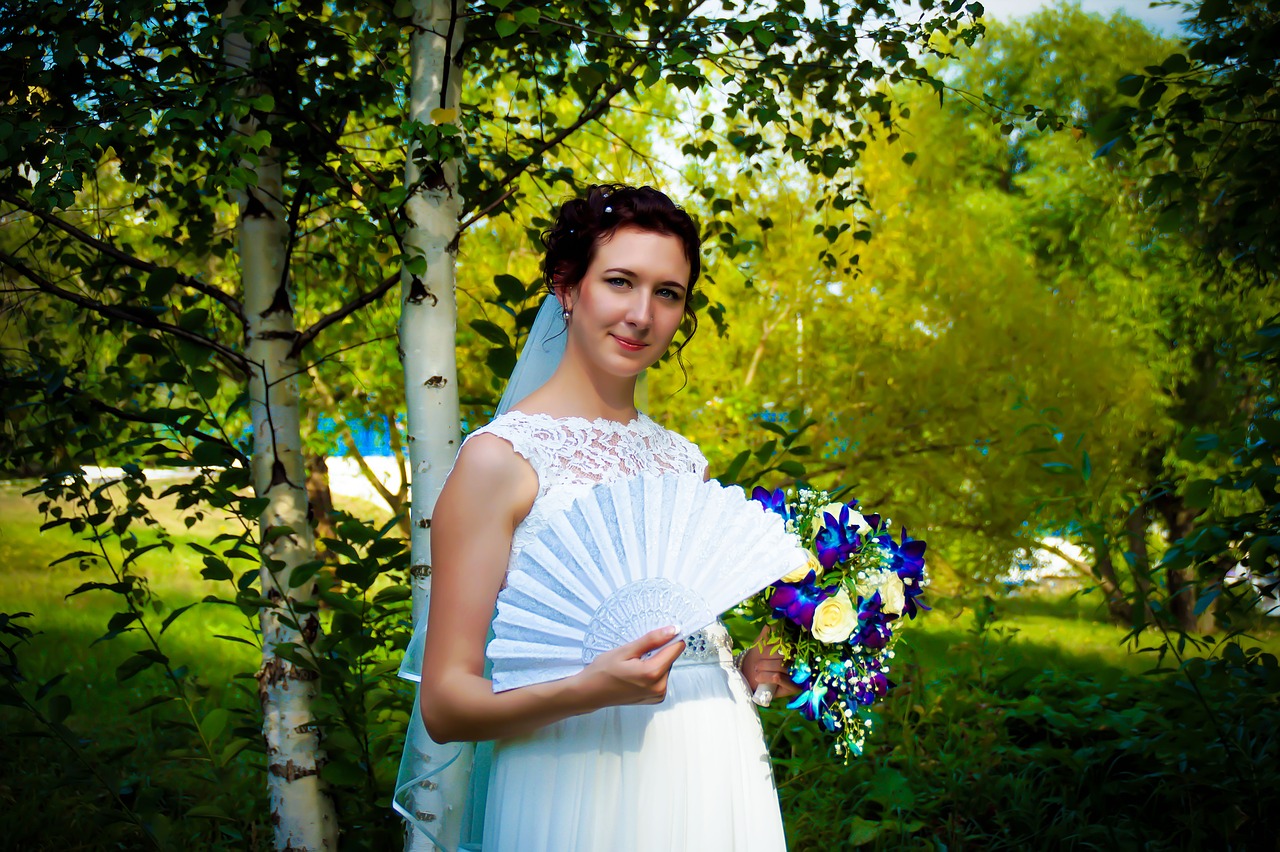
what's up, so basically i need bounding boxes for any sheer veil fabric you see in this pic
[393,296,568,850]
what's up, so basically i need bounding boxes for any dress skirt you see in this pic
[481,626,787,852]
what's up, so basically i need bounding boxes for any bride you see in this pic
[406,185,796,851]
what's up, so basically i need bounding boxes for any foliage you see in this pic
[1101,0,1280,281]
[761,598,1280,850]
[0,434,414,848]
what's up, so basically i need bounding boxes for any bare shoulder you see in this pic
[443,432,538,517]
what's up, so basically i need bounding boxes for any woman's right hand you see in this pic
[576,626,686,708]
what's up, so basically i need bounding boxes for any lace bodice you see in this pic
[463,410,709,559]
[466,411,729,669]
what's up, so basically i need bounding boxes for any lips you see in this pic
[611,334,648,352]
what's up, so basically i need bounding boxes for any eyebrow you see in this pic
[603,267,688,290]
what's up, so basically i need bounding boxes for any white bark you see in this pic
[399,2,471,849]
[225,4,338,848]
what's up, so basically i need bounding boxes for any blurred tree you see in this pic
[0,0,990,846]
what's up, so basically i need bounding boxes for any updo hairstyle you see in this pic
[542,184,703,350]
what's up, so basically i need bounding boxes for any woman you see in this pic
[418,185,796,851]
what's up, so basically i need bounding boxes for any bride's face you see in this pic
[560,225,691,377]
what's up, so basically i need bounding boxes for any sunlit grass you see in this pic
[5,476,1277,849]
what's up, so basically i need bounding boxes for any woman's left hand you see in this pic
[738,627,800,698]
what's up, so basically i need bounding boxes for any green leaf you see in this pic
[287,559,326,588]
[494,16,519,39]
[65,581,128,599]
[106,611,140,632]
[200,707,230,743]
[493,274,525,303]
[470,319,511,347]
[128,694,176,715]
[213,634,259,648]
[321,539,361,562]
[160,603,198,634]
[185,804,234,821]
[847,816,883,846]
[486,346,517,379]
[35,673,66,701]
[201,556,233,582]
[720,450,751,484]
[373,584,411,604]
[219,738,254,766]
[1116,74,1145,96]
[116,652,159,682]
[321,758,367,788]
[1184,478,1216,509]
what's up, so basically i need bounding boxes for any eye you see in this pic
[607,277,630,288]
[657,287,684,301]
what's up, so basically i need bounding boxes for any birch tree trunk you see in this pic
[399,1,470,849]
[225,4,338,848]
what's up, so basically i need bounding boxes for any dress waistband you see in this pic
[674,624,735,668]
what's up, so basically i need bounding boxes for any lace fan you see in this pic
[487,472,808,692]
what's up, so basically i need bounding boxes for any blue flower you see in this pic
[786,669,841,730]
[769,578,836,630]
[878,528,929,618]
[815,504,865,569]
[751,486,794,524]
[852,591,893,651]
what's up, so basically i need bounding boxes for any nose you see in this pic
[624,289,652,331]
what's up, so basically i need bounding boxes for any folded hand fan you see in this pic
[487,472,808,692]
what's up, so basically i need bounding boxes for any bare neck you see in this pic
[520,345,639,423]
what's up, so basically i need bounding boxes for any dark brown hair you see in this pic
[542,184,702,352]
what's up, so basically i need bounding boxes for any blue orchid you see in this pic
[769,578,836,630]
[852,591,893,651]
[877,527,930,618]
[751,486,795,524]
[814,504,865,569]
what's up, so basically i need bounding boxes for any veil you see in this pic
[495,294,570,415]
[393,295,567,851]
[393,295,651,848]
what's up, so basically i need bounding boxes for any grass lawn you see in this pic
[0,478,400,850]
[3,475,1276,849]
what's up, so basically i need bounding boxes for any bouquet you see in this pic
[742,486,929,760]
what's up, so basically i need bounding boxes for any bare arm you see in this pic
[419,434,685,743]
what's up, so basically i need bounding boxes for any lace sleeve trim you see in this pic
[466,410,706,499]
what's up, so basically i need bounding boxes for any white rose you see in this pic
[856,569,906,615]
[779,551,823,584]
[811,589,858,643]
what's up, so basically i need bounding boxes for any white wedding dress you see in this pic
[466,410,787,852]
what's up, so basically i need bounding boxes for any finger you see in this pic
[760,671,800,687]
[619,626,680,658]
[649,639,686,671]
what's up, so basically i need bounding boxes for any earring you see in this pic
[562,308,571,321]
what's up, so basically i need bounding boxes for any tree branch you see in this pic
[0,250,250,375]
[86,398,251,469]
[0,194,246,323]
[455,8,699,234]
[291,272,400,358]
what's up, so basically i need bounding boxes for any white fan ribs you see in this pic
[488,473,808,692]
